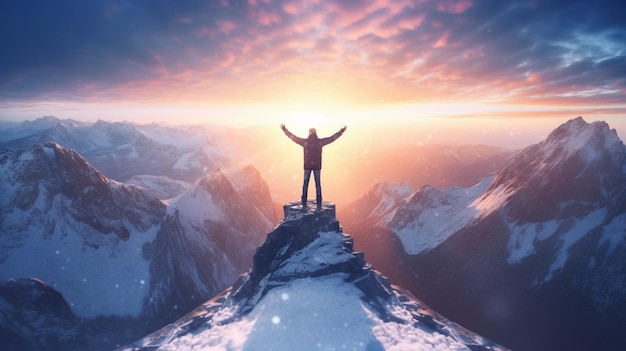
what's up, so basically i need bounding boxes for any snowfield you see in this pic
[392,177,492,255]
[138,275,474,351]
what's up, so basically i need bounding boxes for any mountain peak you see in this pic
[120,201,507,350]
[480,117,626,222]
[544,116,621,157]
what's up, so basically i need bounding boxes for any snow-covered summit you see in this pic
[478,116,626,221]
[120,202,507,351]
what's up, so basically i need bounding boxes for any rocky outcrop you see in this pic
[120,202,507,351]
[0,279,79,351]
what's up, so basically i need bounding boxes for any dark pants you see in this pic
[302,169,321,206]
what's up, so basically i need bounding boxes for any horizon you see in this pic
[1,0,625,146]
[3,114,626,151]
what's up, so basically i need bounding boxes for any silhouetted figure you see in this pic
[281,124,347,208]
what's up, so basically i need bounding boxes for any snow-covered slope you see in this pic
[120,202,507,351]
[0,142,165,318]
[391,178,493,255]
[345,182,414,227]
[345,117,626,350]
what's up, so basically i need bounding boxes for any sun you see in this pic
[284,112,338,135]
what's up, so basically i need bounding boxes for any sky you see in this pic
[1,0,626,141]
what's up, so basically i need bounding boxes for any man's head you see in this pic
[309,128,317,136]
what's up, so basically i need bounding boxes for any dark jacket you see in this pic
[283,128,344,170]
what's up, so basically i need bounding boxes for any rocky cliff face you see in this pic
[141,167,275,325]
[0,278,79,351]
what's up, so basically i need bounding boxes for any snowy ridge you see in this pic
[120,202,507,351]
[391,178,492,255]
[367,183,414,225]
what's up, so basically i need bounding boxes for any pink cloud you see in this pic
[290,10,327,33]
[282,0,315,15]
[218,20,238,35]
[254,9,282,26]
[436,0,473,14]
[377,13,425,38]
[434,32,450,47]
[370,0,417,14]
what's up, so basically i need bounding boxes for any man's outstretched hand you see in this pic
[280,124,287,131]
[340,126,347,133]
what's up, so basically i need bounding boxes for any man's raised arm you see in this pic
[281,124,304,145]
[321,125,347,145]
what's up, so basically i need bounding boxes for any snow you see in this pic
[600,212,626,253]
[127,175,191,200]
[0,194,157,318]
[170,183,224,223]
[173,150,203,171]
[506,220,560,264]
[472,182,514,217]
[373,183,414,225]
[542,208,606,282]
[116,143,140,159]
[133,275,473,351]
[506,207,607,283]
[275,231,355,275]
[136,124,209,151]
[393,178,491,255]
[17,149,36,162]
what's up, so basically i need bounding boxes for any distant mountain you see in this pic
[344,117,626,350]
[0,143,275,350]
[0,116,86,143]
[0,118,234,191]
[120,203,508,351]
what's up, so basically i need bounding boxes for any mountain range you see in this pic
[342,117,626,350]
[0,117,237,199]
[2,116,624,350]
[0,141,275,350]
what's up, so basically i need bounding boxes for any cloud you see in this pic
[0,0,625,108]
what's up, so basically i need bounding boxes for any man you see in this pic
[281,124,347,208]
